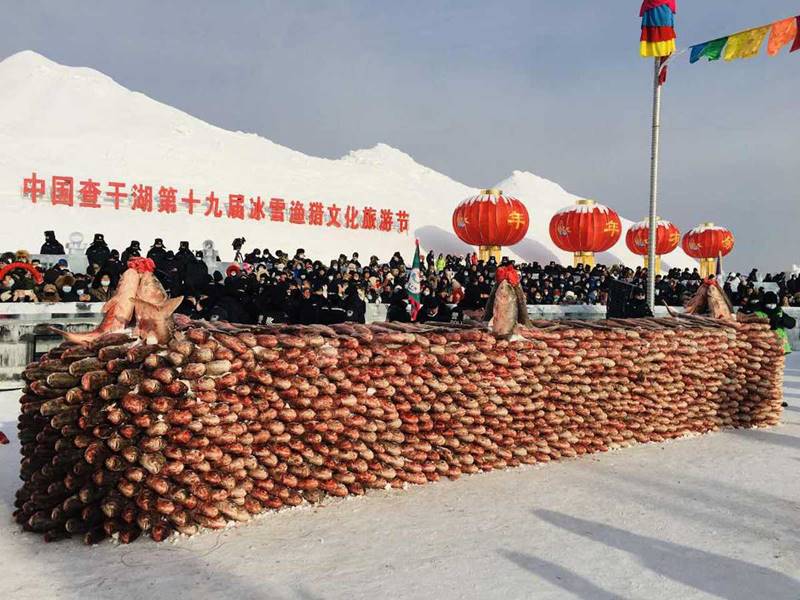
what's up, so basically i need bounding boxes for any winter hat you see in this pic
[57,259,68,267]
[41,283,59,301]
[226,264,241,278]
[15,249,31,262]
[55,274,76,289]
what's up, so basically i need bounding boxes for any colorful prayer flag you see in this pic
[792,16,800,53]
[767,17,798,55]
[639,0,677,17]
[723,26,770,61]
[689,38,728,63]
[640,1,676,58]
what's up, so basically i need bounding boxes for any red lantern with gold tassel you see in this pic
[625,217,681,273]
[548,199,621,267]
[682,222,734,278]
[452,189,530,262]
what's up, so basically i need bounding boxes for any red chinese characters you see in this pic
[269,198,286,222]
[396,210,409,234]
[249,197,266,221]
[227,194,245,220]
[131,185,153,212]
[308,202,324,226]
[327,204,342,228]
[362,207,377,230]
[106,182,127,210]
[205,192,222,218]
[19,172,412,234]
[23,172,45,203]
[78,179,102,208]
[379,209,393,232]
[182,188,200,215]
[289,201,305,224]
[158,186,178,214]
[344,206,359,229]
[51,176,74,206]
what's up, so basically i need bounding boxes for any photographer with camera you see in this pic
[232,237,246,263]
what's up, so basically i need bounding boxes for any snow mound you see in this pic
[0,50,696,268]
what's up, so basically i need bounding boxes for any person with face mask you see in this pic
[753,291,796,354]
[55,274,78,302]
[91,274,114,302]
[624,287,653,318]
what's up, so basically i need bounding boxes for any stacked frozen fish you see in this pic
[14,315,784,544]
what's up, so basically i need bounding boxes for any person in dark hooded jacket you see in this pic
[754,291,796,354]
[86,234,110,268]
[121,241,141,265]
[624,287,653,318]
[40,231,65,254]
[147,238,168,265]
[342,285,367,323]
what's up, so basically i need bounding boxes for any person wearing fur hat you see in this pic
[55,274,78,302]
[15,249,31,263]
[39,283,60,303]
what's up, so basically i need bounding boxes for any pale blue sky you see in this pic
[1,1,798,270]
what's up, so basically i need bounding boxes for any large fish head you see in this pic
[492,280,519,338]
[137,272,169,306]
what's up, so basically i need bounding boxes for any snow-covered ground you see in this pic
[0,51,698,270]
[1,358,798,599]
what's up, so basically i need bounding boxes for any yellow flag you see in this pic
[640,40,677,58]
[724,26,770,61]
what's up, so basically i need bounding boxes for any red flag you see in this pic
[792,16,800,53]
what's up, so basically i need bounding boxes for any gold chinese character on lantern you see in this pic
[669,232,680,245]
[557,223,571,237]
[507,211,525,229]
[722,236,733,250]
[604,221,620,235]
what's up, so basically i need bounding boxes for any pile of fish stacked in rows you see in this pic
[14,315,784,544]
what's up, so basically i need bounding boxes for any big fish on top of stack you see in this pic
[11,261,785,544]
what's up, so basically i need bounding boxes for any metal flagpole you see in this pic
[646,57,663,312]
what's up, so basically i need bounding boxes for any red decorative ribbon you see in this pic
[496,265,521,286]
[127,257,156,273]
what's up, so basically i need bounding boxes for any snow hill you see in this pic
[0,51,696,269]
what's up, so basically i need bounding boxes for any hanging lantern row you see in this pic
[451,192,733,272]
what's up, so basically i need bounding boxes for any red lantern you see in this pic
[682,222,734,278]
[548,199,621,267]
[452,189,529,262]
[625,217,681,272]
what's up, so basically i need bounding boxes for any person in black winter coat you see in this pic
[181,256,209,296]
[418,298,452,323]
[40,231,65,254]
[342,285,366,323]
[121,241,141,265]
[86,233,110,268]
[624,288,653,318]
[386,289,411,323]
[147,238,168,265]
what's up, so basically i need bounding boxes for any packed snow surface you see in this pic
[1,357,798,599]
[0,50,698,269]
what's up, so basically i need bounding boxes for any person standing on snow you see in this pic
[753,291,796,354]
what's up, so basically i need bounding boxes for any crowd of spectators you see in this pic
[2,232,800,326]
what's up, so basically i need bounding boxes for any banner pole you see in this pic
[646,57,662,312]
